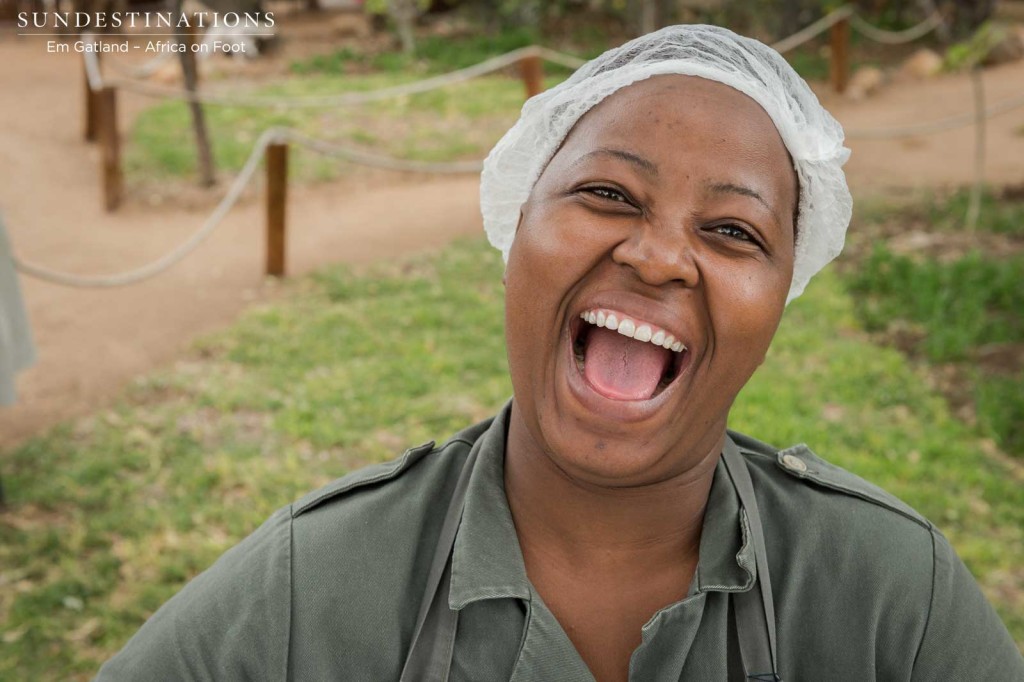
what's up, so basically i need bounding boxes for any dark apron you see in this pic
[399,437,782,682]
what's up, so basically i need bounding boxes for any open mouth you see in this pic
[571,308,688,402]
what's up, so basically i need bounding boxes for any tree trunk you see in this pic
[175,5,216,187]
[389,0,417,55]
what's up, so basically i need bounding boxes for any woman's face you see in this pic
[504,75,798,487]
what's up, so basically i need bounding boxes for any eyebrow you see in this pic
[706,181,769,210]
[706,181,783,228]
[573,148,659,177]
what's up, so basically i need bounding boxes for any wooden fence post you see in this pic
[519,54,544,100]
[83,52,100,142]
[829,16,850,94]
[265,143,288,277]
[96,86,122,211]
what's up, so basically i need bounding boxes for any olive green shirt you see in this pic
[97,403,1023,680]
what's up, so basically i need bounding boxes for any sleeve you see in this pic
[911,530,1024,681]
[94,506,294,682]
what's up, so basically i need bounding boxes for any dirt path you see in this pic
[0,36,484,448]
[1,31,1022,450]
[821,60,1024,190]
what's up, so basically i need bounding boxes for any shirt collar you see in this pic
[449,401,531,609]
[693,443,757,594]
[448,404,756,609]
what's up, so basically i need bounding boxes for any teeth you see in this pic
[579,309,686,354]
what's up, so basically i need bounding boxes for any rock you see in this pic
[845,65,885,100]
[332,12,371,39]
[901,48,944,79]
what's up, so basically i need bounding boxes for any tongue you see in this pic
[583,326,672,401]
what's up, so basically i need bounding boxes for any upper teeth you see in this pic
[580,309,686,353]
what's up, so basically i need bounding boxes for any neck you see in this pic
[503,404,721,574]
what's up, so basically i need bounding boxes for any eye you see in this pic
[713,224,754,241]
[582,186,631,204]
[706,222,769,253]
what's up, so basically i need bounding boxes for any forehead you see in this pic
[552,74,792,180]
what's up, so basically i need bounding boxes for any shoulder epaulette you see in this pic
[765,443,932,530]
[291,440,436,517]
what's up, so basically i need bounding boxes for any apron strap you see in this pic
[722,437,782,681]
[399,445,479,682]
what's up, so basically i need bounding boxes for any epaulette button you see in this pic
[781,453,808,473]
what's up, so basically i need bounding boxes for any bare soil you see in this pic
[1,16,1023,450]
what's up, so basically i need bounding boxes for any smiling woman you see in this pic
[95,25,1023,682]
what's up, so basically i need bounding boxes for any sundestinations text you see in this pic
[19,11,274,29]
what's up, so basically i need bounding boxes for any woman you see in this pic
[97,25,1023,681]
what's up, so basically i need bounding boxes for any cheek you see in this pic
[515,203,577,265]
[503,208,572,352]
[708,263,790,359]
[507,204,594,299]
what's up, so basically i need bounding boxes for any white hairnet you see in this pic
[480,24,853,303]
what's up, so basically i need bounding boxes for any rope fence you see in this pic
[844,92,1024,138]
[11,124,488,288]
[14,128,282,288]
[849,11,945,45]
[82,44,572,108]
[77,41,547,210]
[770,5,857,54]
[81,2,939,112]
[104,50,174,79]
[13,3,1020,288]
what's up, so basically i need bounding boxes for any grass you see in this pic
[848,247,1023,361]
[842,191,1024,455]
[126,29,583,185]
[924,189,1024,236]
[125,71,557,184]
[1,237,1022,679]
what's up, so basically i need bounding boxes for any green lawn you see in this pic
[1,235,1021,679]
[125,71,554,185]
[126,31,578,186]
[844,190,1024,456]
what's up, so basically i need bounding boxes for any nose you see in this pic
[610,222,700,288]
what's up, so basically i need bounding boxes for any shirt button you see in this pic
[781,453,807,472]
